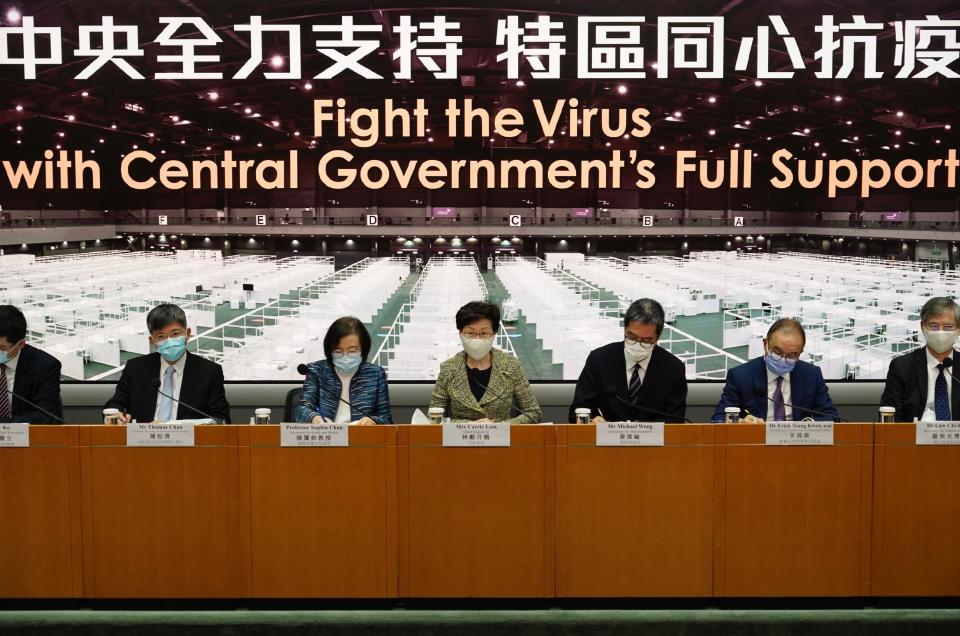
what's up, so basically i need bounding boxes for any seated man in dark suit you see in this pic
[712,318,837,422]
[569,298,687,423]
[882,296,960,422]
[0,305,63,424]
[105,303,230,424]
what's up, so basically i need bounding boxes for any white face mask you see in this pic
[461,336,494,361]
[624,339,654,363]
[923,329,959,354]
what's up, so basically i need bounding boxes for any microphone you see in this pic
[470,372,539,422]
[0,366,64,423]
[150,377,224,424]
[604,388,692,423]
[752,387,847,422]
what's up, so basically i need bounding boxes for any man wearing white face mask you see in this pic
[430,301,541,424]
[105,303,230,424]
[570,298,687,423]
[882,297,960,422]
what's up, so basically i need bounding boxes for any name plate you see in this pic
[596,421,664,447]
[916,421,960,445]
[0,423,29,448]
[281,422,348,447]
[126,421,195,447]
[765,421,834,446]
[442,421,511,447]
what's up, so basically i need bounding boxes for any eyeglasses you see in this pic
[768,348,802,361]
[153,332,185,343]
[624,334,657,345]
[333,348,362,356]
[461,331,495,339]
[924,323,957,332]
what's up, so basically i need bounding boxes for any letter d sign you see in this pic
[366,214,379,226]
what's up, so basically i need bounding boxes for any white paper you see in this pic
[410,408,431,425]
[915,421,960,445]
[596,421,664,447]
[126,421,195,447]
[442,421,511,447]
[765,421,834,446]
[0,423,29,448]
[280,422,349,447]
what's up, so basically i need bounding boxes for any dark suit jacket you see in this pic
[569,342,687,423]
[1,344,63,424]
[711,356,838,422]
[881,347,960,422]
[105,352,231,423]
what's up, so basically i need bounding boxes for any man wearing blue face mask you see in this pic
[294,316,392,425]
[0,305,63,424]
[711,318,838,423]
[104,303,231,423]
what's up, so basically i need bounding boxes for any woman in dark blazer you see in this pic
[294,317,392,424]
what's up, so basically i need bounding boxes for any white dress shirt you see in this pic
[766,367,793,420]
[624,350,649,386]
[153,353,187,422]
[334,366,356,424]
[2,347,18,392]
[921,348,953,422]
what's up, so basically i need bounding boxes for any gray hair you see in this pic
[624,298,665,336]
[920,297,960,325]
[146,303,187,334]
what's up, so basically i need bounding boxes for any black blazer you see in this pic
[569,342,688,423]
[105,352,231,423]
[1,344,63,424]
[881,347,960,422]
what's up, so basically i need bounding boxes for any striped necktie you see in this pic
[935,364,951,421]
[0,365,10,419]
[628,363,642,401]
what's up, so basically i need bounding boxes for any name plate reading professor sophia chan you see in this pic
[765,421,834,446]
[281,422,349,447]
[442,421,511,447]
[596,421,665,447]
[126,421,196,447]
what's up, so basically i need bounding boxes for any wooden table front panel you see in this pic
[398,425,556,598]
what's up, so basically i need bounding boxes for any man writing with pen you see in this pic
[569,298,688,424]
[711,318,838,423]
[429,301,541,424]
[104,303,231,424]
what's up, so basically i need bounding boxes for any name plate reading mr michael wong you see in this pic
[442,421,511,447]
[281,422,349,447]
[596,421,665,447]
[916,421,960,445]
[126,421,196,447]
[765,421,834,446]
[0,423,29,448]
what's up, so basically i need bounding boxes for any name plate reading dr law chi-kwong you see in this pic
[126,421,196,447]
[442,421,511,447]
[596,421,665,447]
[281,422,349,447]
[916,421,960,445]
[765,421,834,446]
[0,423,29,448]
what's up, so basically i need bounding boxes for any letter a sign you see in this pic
[734,216,744,227]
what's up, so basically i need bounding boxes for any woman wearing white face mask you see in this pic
[429,301,542,424]
[294,317,393,425]
[881,296,960,422]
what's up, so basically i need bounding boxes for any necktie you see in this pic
[628,362,642,401]
[772,376,787,421]
[156,365,176,422]
[0,365,10,419]
[935,364,951,421]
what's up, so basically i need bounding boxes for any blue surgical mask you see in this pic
[333,351,362,374]
[157,336,187,362]
[764,351,796,377]
[0,341,22,366]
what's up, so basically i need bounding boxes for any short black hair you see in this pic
[767,318,806,345]
[0,305,27,343]
[456,301,500,333]
[624,298,665,336]
[146,303,187,334]
[323,316,372,364]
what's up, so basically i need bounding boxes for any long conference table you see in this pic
[0,423,958,599]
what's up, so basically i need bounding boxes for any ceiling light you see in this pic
[14,104,22,111]
[754,79,763,87]
[171,115,179,122]
[673,110,682,118]
[617,84,627,94]
[896,111,904,117]
[271,120,280,127]
[66,114,75,121]
[110,123,117,129]
[304,82,313,90]
[744,120,751,125]
[707,96,716,103]
[516,79,525,87]
[834,95,842,102]
[207,91,219,101]
[244,107,252,114]
[15,124,21,131]
[708,129,716,136]
[270,55,284,68]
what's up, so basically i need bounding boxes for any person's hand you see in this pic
[590,416,606,425]
[311,415,324,424]
[356,417,376,426]
[742,413,764,424]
